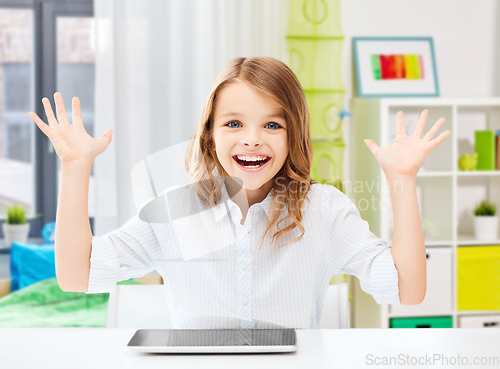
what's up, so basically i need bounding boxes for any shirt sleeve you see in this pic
[323,185,401,305]
[86,215,162,294]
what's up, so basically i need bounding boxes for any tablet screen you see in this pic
[128,329,296,347]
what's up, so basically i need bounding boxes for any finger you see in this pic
[104,128,113,141]
[72,97,83,126]
[364,139,380,157]
[412,109,428,138]
[428,130,452,151]
[41,97,59,127]
[54,92,69,125]
[29,111,54,138]
[395,111,405,137]
[97,129,113,146]
[423,118,446,141]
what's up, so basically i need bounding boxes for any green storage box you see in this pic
[288,39,344,90]
[311,140,344,184]
[475,130,496,170]
[390,316,453,329]
[287,0,343,37]
[305,91,344,141]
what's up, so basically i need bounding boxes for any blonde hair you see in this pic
[185,56,314,250]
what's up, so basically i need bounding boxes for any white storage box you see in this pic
[459,315,500,328]
[390,247,453,317]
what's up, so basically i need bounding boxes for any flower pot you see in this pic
[473,216,499,240]
[2,223,30,248]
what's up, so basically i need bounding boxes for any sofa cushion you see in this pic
[11,242,55,292]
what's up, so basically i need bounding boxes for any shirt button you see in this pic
[242,262,249,270]
[242,298,249,305]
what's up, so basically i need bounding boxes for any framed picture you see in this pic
[353,37,439,98]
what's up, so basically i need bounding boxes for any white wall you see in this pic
[341,0,498,98]
[340,0,499,183]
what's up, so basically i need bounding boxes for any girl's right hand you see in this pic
[29,92,113,164]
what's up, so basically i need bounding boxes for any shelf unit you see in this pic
[350,97,500,329]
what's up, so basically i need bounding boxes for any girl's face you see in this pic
[212,81,288,192]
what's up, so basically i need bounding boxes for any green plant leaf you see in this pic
[473,200,497,216]
[4,203,27,225]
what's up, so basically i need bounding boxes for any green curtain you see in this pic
[287,0,347,287]
[287,0,345,192]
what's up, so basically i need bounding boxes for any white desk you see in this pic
[0,328,499,369]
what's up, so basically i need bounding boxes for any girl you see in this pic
[29,57,451,329]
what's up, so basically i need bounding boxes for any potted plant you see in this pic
[473,200,498,240]
[2,204,30,248]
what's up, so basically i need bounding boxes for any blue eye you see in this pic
[226,121,242,128]
[266,122,281,130]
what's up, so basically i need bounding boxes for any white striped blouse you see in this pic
[86,183,401,329]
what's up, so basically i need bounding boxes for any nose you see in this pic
[242,127,262,147]
[243,141,260,148]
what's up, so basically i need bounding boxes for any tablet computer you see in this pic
[126,328,297,353]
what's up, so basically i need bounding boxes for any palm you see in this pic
[29,92,113,163]
[364,110,451,178]
[49,123,100,162]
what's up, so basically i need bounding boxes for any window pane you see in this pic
[0,9,34,217]
[56,17,95,217]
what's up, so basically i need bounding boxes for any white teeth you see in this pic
[236,155,268,161]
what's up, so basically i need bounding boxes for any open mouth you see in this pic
[232,155,271,169]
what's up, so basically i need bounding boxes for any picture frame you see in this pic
[353,37,440,98]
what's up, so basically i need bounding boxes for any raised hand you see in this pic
[29,92,113,164]
[363,110,451,179]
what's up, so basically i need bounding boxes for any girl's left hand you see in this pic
[363,110,451,179]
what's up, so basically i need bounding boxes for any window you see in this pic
[0,8,34,221]
[0,0,93,238]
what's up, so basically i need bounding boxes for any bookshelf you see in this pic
[350,97,500,328]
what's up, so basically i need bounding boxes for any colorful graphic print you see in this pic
[370,54,425,80]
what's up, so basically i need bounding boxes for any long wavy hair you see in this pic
[184,56,314,251]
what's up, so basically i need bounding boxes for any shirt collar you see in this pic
[211,184,236,222]
[211,183,275,222]
[257,187,274,219]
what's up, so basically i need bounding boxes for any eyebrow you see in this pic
[218,112,285,120]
